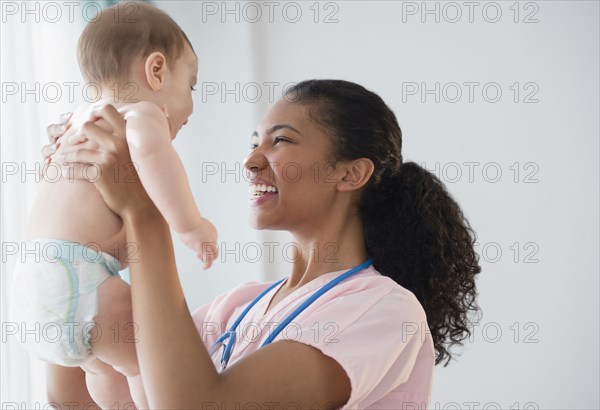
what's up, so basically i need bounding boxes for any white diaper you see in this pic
[9,238,122,366]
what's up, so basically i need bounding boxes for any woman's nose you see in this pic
[243,149,266,173]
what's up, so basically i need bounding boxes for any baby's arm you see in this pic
[123,102,218,265]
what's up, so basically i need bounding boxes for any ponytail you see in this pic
[285,79,482,367]
[360,162,482,366]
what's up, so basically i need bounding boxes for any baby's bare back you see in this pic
[25,107,130,266]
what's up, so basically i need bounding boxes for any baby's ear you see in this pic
[144,52,168,91]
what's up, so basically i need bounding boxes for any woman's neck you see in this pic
[283,212,369,290]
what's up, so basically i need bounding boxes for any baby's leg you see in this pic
[46,364,100,409]
[86,276,148,409]
[81,357,136,409]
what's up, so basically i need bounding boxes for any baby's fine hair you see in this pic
[77,1,194,84]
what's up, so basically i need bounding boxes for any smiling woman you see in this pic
[245,105,345,232]
[47,79,481,409]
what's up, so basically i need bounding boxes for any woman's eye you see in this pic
[249,137,287,150]
[191,86,196,91]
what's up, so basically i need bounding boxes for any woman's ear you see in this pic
[144,52,168,91]
[337,158,375,192]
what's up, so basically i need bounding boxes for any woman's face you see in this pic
[244,99,341,232]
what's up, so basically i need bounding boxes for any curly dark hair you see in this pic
[285,80,482,366]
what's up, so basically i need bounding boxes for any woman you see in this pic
[49,79,482,409]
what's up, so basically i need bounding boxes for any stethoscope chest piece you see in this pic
[208,329,237,372]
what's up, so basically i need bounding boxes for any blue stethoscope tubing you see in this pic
[208,258,373,371]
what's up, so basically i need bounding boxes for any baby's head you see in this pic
[77,1,198,136]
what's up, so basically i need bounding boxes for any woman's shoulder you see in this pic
[317,265,428,322]
[220,266,421,308]
[192,265,427,330]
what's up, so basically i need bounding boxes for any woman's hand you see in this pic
[43,112,72,162]
[53,104,159,220]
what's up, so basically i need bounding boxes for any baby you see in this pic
[9,2,217,409]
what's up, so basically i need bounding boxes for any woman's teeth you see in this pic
[250,184,278,198]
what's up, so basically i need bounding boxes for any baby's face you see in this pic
[162,44,198,138]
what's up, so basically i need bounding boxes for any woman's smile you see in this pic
[248,177,279,206]
[249,183,279,206]
[249,189,278,206]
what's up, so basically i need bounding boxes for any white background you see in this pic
[1,1,598,408]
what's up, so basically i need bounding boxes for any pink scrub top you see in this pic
[191,265,435,409]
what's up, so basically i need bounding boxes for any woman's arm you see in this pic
[126,210,350,409]
[54,104,351,409]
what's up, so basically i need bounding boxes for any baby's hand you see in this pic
[178,218,219,270]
